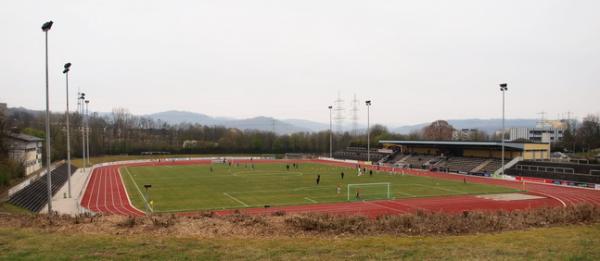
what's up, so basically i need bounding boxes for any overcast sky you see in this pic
[1,0,599,126]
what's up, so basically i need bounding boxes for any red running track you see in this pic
[80,159,600,217]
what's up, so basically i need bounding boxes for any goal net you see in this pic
[347,183,391,201]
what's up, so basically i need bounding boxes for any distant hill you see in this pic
[282,119,330,132]
[392,119,539,134]
[146,111,313,134]
[6,106,542,136]
[145,110,230,126]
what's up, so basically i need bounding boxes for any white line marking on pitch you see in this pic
[304,197,318,203]
[414,184,464,194]
[124,167,153,212]
[223,192,249,207]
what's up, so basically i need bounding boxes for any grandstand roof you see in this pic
[378,140,537,151]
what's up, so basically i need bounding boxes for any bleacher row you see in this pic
[514,161,600,175]
[505,160,600,184]
[333,147,386,162]
[8,163,78,212]
[383,153,502,175]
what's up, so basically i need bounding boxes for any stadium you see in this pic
[8,139,598,218]
[33,141,596,218]
[2,1,600,260]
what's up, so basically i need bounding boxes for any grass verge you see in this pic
[0,222,598,260]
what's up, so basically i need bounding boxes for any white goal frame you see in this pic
[347,182,391,201]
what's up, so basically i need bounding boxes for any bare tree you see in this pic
[422,120,454,141]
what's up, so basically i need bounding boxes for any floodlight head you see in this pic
[64,63,72,69]
[41,21,53,32]
[63,68,69,74]
[499,83,508,91]
[365,100,372,106]
[80,93,85,99]
[328,106,332,109]
[85,100,89,104]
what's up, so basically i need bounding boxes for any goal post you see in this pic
[347,182,391,201]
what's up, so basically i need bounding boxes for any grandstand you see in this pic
[7,163,78,212]
[374,140,600,185]
[378,140,551,176]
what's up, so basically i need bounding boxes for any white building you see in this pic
[6,133,44,175]
[509,120,566,143]
[452,128,479,141]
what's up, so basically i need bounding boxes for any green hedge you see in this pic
[0,159,25,188]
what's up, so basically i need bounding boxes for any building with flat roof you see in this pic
[509,127,564,143]
[5,133,44,175]
[379,140,551,160]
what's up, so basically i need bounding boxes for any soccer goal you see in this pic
[347,182,391,201]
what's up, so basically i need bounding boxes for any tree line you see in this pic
[1,108,411,163]
[2,107,599,166]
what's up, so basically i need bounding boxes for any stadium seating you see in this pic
[515,161,600,175]
[399,155,436,169]
[437,157,487,173]
[333,147,385,162]
[382,152,405,163]
[506,160,600,184]
[8,163,78,213]
[478,159,503,173]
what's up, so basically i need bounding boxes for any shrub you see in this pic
[152,214,177,228]
[285,204,600,236]
[117,216,137,228]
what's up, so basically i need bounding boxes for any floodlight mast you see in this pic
[64,63,72,198]
[85,100,90,166]
[499,83,508,176]
[42,21,54,213]
[80,93,86,171]
[365,100,372,162]
[328,105,333,158]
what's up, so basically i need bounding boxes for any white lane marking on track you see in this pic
[109,167,130,216]
[108,168,124,215]
[124,167,153,212]
[304,197,318,203]
[99,167,107,212]
[223,192,249,207]
[86,167,98,210]
[534,191,567,207]
[94,167,102,212]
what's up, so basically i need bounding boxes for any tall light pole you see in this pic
[63,63,72,198]
[365,100,372,162]
[500,83,508,176]
[328,105,333,158]
[79,93,86,170]
[85,100,90,166]
[42,21,54,213]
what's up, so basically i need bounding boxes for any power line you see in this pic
[333,91,345,133]
[351,93,359,136]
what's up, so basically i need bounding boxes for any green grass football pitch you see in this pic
[120,162,518,213]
